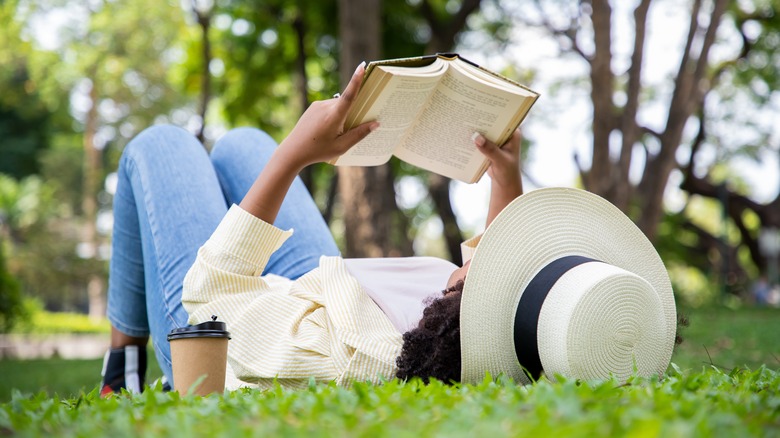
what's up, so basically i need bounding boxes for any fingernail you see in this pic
[355,61,366,73]
[369,122,380,132]
[472,132,485,146]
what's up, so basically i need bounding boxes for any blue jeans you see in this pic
[106,125,339,385]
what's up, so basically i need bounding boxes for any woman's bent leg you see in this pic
[107,125,227,385]
[210,127,339,279]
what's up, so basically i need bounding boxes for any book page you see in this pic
[334,70,442,167]
[451,58,536,95]
[395,65,532,182]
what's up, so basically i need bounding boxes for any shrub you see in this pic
[0,242,28,333]
[11,300,109,334]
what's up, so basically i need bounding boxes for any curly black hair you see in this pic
[395,280,464,384]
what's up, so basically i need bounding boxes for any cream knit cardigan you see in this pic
[182,205,405,390]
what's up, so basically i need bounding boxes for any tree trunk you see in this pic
[193,2,211,144]
[428,173,462,266]
[83,78,105,321]
[420,0,482,263]
[636,0,728,240]
[584,0,615,199]
[337,0,412,257]
[339,165,412,257]
[530,0,730,241]
[293,11,315,192]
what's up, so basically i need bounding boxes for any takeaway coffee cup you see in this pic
[167,315,231,395]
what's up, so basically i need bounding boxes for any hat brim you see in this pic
[459,187,676,384]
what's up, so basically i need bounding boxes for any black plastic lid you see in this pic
[167,315,231,341]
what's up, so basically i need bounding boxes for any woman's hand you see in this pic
[240,62,377,224]
[473,129,523,227]
[473,129,522,192]
[276,62,379,171]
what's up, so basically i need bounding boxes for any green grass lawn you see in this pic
[3,306,778,403]
[672,306,780,371]
[1,306,779,436]
[0,353,163,403]
[2,368,778,436]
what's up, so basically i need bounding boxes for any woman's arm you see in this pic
[239,62,379,224]
[473,129,524,228]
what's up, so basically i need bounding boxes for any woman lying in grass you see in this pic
[101,62,676,395]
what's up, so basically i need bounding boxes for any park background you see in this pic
[1,0,780,404]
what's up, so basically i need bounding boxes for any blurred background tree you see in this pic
[0,0,778,322]
[506,0,780,297]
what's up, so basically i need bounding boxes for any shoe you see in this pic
[100,345,147,396]
[151,375,172,392]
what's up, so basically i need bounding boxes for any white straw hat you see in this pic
[460,187,676,384]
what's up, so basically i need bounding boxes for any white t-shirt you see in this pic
[343,257,458,333]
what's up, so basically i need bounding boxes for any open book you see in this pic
[332,53,540,183]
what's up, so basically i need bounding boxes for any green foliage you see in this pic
[655,211,722,306]
[0,99,53,180]
[0,242,28,333]
[0,174,56,237]
[22,0,191,157]
[11,303,110,335]
[0,173,99,311]
[190,0,340,140]
[1,367,779,436]
[655,187,770,305]
[726,0,780,104]
[36,134,85,217]
[0,0,57,179]
[11,221,106,312]
[87,0,190,163]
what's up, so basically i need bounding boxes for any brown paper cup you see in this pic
[167,317,231,396]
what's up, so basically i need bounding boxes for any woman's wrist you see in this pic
[495,175,522,195]
[238,149,303,224]
[275,139,314,173]
[486,175,522,227]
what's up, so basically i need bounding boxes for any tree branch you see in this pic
[421,0,482,52]
[681,176,766,221]
[573,150,588,185]
[730,204,764,272]
[662,0,701,140]
[441,0,481,51]
[530,0,588,61]
[684,108,707,178]
[614,0,652,210]
[640,125,662,140]
[691,0,729,96]
[708,6,763,90]
[681,219,748,292]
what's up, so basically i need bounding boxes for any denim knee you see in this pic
[210,127,278,165]
[123,125,201,162]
